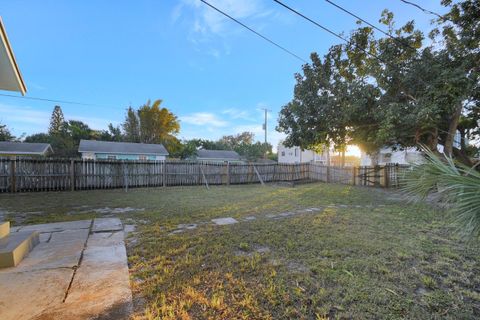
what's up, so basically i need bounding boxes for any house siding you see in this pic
[360,147,423,166]
[81,152,166,161]
[278,144,327,164]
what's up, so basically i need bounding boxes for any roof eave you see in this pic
[0,17,27,95]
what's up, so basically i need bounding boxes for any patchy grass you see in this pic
[1,183,479,319]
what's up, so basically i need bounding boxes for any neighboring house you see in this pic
[78,140,169,161]
[360,147,424,166]
[195,149,244,163]
[278,143,328,164]
[0,142,53,157]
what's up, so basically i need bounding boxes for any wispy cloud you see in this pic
[0,103,118,136]
[183,0,263,35]
[180,112,228,128]
[221,108,254,121]
[174,0,269,58]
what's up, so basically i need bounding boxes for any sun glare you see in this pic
[346,145,362,158]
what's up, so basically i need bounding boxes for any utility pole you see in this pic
[261,108,271,144]
[261,108,271,159]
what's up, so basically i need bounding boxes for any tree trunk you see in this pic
[444,104,463,157]
[341,150,345,167]
[370,151,379,166]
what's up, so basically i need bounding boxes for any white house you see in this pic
[278,143,328,164]
[360,147,424,166]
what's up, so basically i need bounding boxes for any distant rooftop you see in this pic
[0,142,52,155]
[78,140,169,155]
[196,149,240,160]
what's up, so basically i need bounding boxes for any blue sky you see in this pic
[0,0,447,150]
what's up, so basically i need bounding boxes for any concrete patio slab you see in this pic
[39,241,132,320]
[0,268,74,320]
[92,218,123,232]
[12,240,85,272]
[212,217,238,225]
[19,220,92,233]
[87,231,125,247]
[49,229,90,244]
[0,218,132,320]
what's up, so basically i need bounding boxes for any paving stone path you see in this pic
[0,218,132,320]
[168,204,387,235]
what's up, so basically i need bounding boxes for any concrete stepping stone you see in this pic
[177,223,197,230]
[212,217,238,225]
[92,218,123,232]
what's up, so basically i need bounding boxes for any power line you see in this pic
[325,0,475,84]
[324,0,416,51]
[272,0,387,64]
[0,92,113,108]
[399,0,447,21]
[199,0,308,63]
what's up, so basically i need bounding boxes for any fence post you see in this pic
[326,165,330,183]
[226,162,230,186]
[163,161,167,187]
[352,167,356,186]
[384,165,390,188]
[10,159,16,193]
[70,159,75,191]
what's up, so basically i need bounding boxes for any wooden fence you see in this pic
[0,158,409,193]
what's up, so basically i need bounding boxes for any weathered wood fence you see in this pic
[0,158,409,193]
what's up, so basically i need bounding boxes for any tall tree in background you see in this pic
[48,105,65,135]
[278,2,479,165]
[0,122,14,141]
[123,107,140,142]
[122,99,180,152]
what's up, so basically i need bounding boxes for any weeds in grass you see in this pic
[2,184,479,318]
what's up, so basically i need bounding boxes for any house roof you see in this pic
[196,149,241,160]
[0,17,26,95]
[78,140,169,156]
[0,142,52,155]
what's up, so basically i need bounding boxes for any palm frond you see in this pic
[402,146,480,240]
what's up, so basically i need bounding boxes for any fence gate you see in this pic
[357,166,384,187]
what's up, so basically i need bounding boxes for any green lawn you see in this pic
[1,183,479,319]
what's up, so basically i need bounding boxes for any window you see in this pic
[139,155,147,161]
[294,148,299,157]
[107,155,116,160]
[381,153,392,164]
[281,151,285,156]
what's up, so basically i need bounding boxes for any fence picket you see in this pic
[0,159,408,193]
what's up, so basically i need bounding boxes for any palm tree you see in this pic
[402,147,480,239]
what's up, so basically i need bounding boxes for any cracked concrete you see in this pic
[0,217,132,320]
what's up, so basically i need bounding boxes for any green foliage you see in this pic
[48,105,65,135]
[277,1,479,163]
[402,147,480,239]
[178,132,273,161]
[0,122,14,141]
[121,99,180,153]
